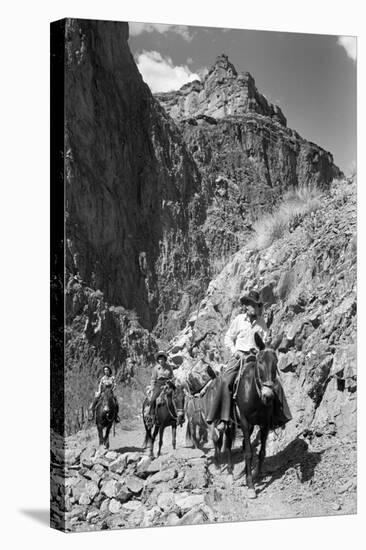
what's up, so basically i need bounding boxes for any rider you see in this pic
[147,351,175,424]
[89,365,120,422]
[206,290,269,437]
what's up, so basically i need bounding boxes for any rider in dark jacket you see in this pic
[147,351,175,423]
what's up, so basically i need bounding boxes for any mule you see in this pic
[142,382,185,458]
[222,335,279,498]
[95,387,117,449]
[185,378,219,449]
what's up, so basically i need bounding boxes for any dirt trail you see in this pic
[69,418,356,523]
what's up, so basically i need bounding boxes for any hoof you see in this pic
[247,488,257,499]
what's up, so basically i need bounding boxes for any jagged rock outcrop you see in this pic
[156,54,287,124]
[65,19,209,331]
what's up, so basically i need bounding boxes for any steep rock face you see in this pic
[64,19,209,330]
[156,55,343,271]
[170,180,356,450]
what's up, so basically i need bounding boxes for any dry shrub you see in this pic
[251,186,322,250]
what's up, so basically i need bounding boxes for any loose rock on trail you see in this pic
[51,419,356,531]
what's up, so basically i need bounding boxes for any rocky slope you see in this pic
[169,178,356,451]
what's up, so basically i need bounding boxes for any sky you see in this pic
[128,23,356,175]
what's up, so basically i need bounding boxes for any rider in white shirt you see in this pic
[207,290,292,437]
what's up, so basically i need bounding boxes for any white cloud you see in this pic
[337,36,357,61]
[129,22,193,42]
[136,50,200,93]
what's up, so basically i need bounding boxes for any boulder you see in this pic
[141,506,162,528]
[135,456,152,478]
[71,478,88,502]
[109,454,128,474]
[80,447,97,467]
[101,479,121,499]
[121,500,143,513]
[115,485,132,504]
[175,493,206,513]
[109,498,122,514]
[157,491,176,512]
[165,512,180,526]
[147,467,178,485]
[125,475,144,495]
[181,465,208,490]
[105,450,117,460]
[177,505,211,526]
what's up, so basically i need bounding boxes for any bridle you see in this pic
[253,352,276,400]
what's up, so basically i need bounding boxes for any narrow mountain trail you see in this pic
[66,417,356,525]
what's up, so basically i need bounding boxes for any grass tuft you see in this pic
[249,186,322,250]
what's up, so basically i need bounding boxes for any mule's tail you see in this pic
[185,419,193,447]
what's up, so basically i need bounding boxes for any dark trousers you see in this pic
[207,354,244,423]
[206,353,292,427]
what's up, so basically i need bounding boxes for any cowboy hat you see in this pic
[155,350,168,361]
[240,290,263,308]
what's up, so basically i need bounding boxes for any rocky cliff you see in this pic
[156,55,343,270]
[65,19,209,332]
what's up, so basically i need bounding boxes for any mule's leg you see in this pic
[225,425,234,476]
[104,424,112,449]
[172,423,177,450]
[213,429,223,470]
[253,426,269,480]
[150,425,159,458]
[240,416,256,498]
[97,425,104,447]
[157,426,164,457]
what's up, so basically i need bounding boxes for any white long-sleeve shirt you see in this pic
[224,313,268,354]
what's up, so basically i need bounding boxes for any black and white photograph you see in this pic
[50,16,357,533]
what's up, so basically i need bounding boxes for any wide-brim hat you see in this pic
[155,350,168,361]
[240,290,262,308]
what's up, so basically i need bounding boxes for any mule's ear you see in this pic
[269,332,283,351]
[254,332,265,351]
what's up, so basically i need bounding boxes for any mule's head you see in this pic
[100,387,115,418]
[255,347,278,404]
